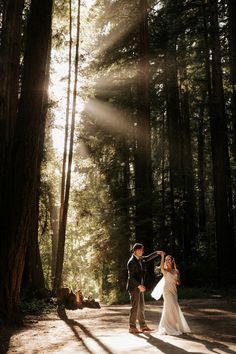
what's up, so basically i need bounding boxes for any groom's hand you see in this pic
[157,250,166,256]
[138,285,145,292]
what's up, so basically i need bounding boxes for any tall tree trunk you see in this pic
[179,43,197,269]
[134,0,154,287]
[160,110,167,240]
[118,134,131,292]
[22,189,45,296]
[0,0,53,323]
[227,1,236,163]
[0,0,24,196]
[48,190,59,283]
[53,0,72,292]
[197,103,206,232]
[227,0,236,85]
[208,0,236,284]
[135,0,153,249]
[22,40,52,296]
[201,0,214,253]
[164,37,184,254]
[59,0,72,226]
[53,0,81,294]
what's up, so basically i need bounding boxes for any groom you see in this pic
[126,243,160,334]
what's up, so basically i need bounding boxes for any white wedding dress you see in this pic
[151,270,191,335]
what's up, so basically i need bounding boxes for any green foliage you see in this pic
[19,298,57,315]
[103,289,130,305]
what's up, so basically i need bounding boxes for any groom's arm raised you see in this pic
[142,250,161,262]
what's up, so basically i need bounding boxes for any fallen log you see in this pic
[57,288,100,310]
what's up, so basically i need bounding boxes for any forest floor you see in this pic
[0,298,236,354]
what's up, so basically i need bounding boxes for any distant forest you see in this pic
[0,0,236,324]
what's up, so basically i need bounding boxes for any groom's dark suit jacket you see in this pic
[126,252,158,291]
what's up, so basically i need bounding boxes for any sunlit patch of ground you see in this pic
[2,299,236,353]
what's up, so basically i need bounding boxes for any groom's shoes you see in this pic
[140,326,154,332]
[129,327,141,334]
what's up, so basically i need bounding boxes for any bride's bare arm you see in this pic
[158,251,166,274]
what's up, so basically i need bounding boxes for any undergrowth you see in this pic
[19,298,57,315]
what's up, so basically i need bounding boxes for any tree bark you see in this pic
[48,190,59,282]
[22,189,45,297]
[164,37,184,252]
[134,0,154,287]
[0,0,24,198]
[178,41,197,267]
[208,0,236,284]
[227,0,236,163]
[135,0,153,251]
[53,0,81,294]
[227,0,236,85]
[118,134,131,292]
[22,39,52,297]
[59,0,72,228]
[197,103,206,232]
[0,0,53,323]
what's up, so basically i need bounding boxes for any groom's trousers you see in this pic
[129,288,146,328]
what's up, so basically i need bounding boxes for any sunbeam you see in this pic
[84,98,132,136]
[92,5,143,58]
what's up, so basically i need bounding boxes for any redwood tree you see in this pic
[53,0,81,294]
[135,0,153,252]
[208,0,236,284]
[0,0,53,323]
[134,0,154,287]
[227,0,236,163]
[0,0,24,194]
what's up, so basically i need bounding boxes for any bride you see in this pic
[151,251,191,335]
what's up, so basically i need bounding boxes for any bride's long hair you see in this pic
[164,255,177,270]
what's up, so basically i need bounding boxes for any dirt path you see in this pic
[1,298,236,354]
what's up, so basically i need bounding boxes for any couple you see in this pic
[126,243,191,335]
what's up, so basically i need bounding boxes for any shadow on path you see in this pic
[184,334,236,354]
[140,332,235,354]
[136,333,190,354]
[57,305,114,354]
[0,325,16,354]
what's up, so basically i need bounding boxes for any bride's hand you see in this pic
[157,251,166,256]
